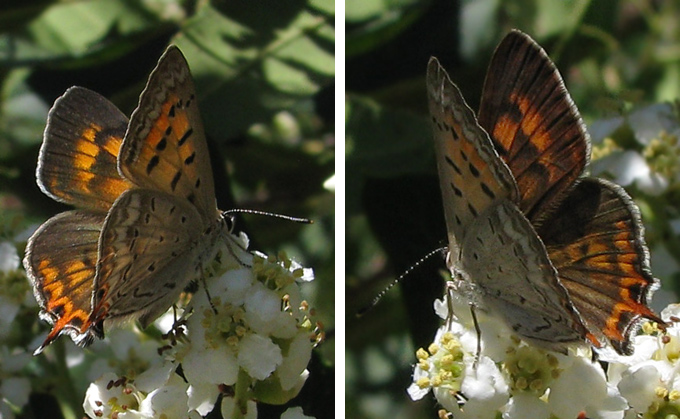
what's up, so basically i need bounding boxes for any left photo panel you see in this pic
[0,2,334,418]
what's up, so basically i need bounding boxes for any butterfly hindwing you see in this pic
[461,200,588,351]
[90,188,205,330]
[119,46,217,225]
[24,210,105,352]
[38,86,132,210]
[477,30,589,225]
[539,178,663,355]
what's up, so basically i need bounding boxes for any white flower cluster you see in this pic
[590,103,680,196]
[408,285,678,419]
[82,233,322,419]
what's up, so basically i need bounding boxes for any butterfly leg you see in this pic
[446,277,483,366]
[200,273,218,315]
[469,303,482,368]
[223,233,252,268]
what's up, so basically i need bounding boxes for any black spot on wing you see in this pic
[146,155,160,175]
[171,171,182,191]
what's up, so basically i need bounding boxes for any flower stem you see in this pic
[53,340,83,418]
[232,368,252,419]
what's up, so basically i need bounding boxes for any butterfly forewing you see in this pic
[38,87,133,210]
[427,57,519,256]
[539,178,662,354]
[428,53,590,354]
[477,30,589,225]
[119,46,217,224]
[24,211,105,352]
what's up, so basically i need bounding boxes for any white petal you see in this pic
[221,397,257,419]
[83,372,139,418]
[628,103,676,145]
[244,283,281,326]
[635,171,668,196]
[433,297,449,320]
[237,334,282,380]
[406,382,431,401]
[139,379,189,418]
[505,393,550,419]
[661,303,680,320]
[187,382,219,416]
[277,333,313,391]
[617,364,661,411]
[281,406,315,419]
[548,358,607,418]
[0,377,30,407]
[183,344,239,386]
[202,268,254,307]
[0,296,20,338]
[221,268,256,305]
[134,363,175,393]
[0,242,19,272]
[589,116,624,143]
[613,151,649,186]
[458,356,509,416]
[270,311,298,339]
[322,174,335,192]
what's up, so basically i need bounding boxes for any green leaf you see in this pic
[175,2,334,140]
[345,95,433,214]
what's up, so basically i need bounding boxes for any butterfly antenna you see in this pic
[221,209,312,224]
[356,246,447,317]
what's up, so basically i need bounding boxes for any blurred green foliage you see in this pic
[346,0,680,418]
[0,1,334,418]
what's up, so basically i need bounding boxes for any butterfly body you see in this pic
[428,30,662,355]
[25,46,235,354]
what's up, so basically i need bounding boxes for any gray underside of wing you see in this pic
[459,200,588,351]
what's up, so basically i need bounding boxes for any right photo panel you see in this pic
[346,2,679,418]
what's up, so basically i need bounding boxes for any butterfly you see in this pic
[24,45,236,355]
[427,29,663,355]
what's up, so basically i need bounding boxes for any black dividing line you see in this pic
[468,202,478,217]
[171,171,182,191]
[449,125,458,140]
[481,182,495,199]
[146,155,160,174]
[445,156,462,175]
[178,128,193,146]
